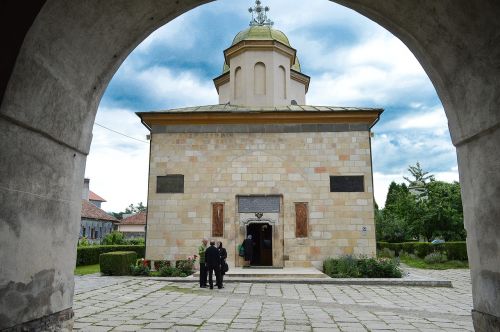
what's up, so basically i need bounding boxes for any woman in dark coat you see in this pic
[242,235,254,266]
[217,241,227,287]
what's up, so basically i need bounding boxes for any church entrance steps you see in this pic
[184,267,452,286]
[192,267,328,279]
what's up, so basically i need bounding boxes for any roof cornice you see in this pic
[138,110,382,128]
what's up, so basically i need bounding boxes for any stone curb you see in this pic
[144,276,453,287]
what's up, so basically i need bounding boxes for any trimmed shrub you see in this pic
[76,245,145,266]
[443,242,468,261]
[377,241,467,261]
[323,256,402,278]
[424,252,448,264]
[100,251,137,276]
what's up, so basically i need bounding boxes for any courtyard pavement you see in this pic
[73,268,473,331]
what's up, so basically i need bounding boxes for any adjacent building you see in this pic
[137,1,382,269]
[118,211,147,239]
[80,178,118,244]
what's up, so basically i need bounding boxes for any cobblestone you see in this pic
[74,269,473,331]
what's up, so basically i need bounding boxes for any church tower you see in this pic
[213,1,310,107]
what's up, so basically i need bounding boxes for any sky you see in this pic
[84,0,459,213]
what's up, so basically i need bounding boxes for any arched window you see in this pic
[278,65,286,99]
[234,66,242,99]
[254,62,266,95]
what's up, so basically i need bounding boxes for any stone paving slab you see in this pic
[73,269,472,331]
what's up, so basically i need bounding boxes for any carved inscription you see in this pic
[212,203,224,237]
[295,203,308,238]
[238,196,280,213]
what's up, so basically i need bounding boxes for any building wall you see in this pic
[146,131,375,268]
[80,219,114,244]
[118,224,145,234]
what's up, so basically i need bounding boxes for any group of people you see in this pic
[198,239,227,289]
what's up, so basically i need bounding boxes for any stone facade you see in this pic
[145,129,375,269]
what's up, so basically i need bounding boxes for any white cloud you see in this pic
[135,66,218,107]
[85,108,150,212]
[379,107,449,133]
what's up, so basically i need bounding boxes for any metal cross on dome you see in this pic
[248,0,274,26]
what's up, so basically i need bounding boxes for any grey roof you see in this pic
[137,104,383,114]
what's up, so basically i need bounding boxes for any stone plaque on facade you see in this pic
[330,175,364,192]
[238,195,280,213]
[157,175,184,193]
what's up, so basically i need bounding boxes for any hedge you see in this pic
[100,251,137,276]
[76,245,145,266]
[377,241,467,260]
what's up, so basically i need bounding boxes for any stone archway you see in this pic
[0,1,499,330]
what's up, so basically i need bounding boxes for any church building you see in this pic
[137,1,382,269]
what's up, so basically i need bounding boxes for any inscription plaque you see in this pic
[330,176,364,192]
[238,196,280,213]
[157,175,184,193]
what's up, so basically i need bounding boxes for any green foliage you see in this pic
[74,264,100,275]
[323,256,402,278]
[102,231,126,245]
[376,163,465,243]
[78,237,90,246]
[400,255,468,269]
[76,245,145,266]
[443,241,468,261]
[129,264,150,276]
[175,258,196,275]
[100,251,137,276]
[424,252,448,264]
[128,237,145,245]
[377,241,468,261]
[377,247,395,258]
[159,266,183,277]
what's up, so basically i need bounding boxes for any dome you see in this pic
[222,25,301,74]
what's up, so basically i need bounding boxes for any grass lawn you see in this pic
[400,257,469,269]
[75,264,100,275]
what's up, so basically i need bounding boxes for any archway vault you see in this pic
[0,0,499,330]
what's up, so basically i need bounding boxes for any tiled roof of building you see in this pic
[89,191,106,202]
[81,200,117,222]
[137,104,383,114]
[119,211,147,225]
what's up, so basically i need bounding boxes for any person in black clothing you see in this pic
[217,241,228,287]
[242,235,254,267]
[205,240,222,289]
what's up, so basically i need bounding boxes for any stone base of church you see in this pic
[2,308,73,332]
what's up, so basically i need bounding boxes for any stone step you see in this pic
[193,267,330,279]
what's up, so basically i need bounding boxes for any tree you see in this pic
[404,162,435,200]
[111,202,147,220]
[376,164,465,243]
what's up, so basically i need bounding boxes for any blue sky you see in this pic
[85,0,458,212]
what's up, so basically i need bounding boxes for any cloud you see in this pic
[85,108,150,212]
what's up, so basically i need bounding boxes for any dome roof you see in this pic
[222,25,301,74]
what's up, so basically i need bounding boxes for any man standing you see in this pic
[198,238,208,288]
[205,240,222,289]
